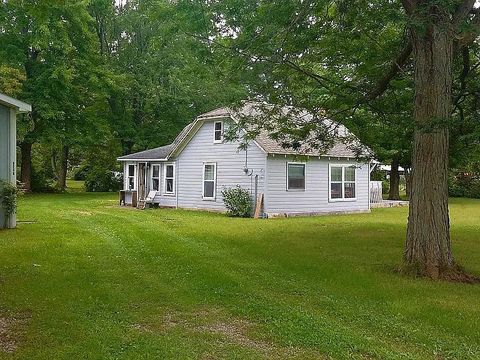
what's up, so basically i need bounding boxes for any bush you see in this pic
[221,186,253,218]
[85,168,123,192]
[449,172,480,198]
[72,165,90,181]
[0,181,20,227]
[30,168,57,193]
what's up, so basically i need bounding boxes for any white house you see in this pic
[0,93,31,228]
[118,103,372,217]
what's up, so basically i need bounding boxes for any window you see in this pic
[203,163,216,199]
[329,165,356,201]
[213,121,223,143]
[164,163,175,195]
[127,164,135,190]
[151,164,160,191]
[287,163,306,190]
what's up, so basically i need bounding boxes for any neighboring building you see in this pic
[0,93,31,229]
[118,103,372,217]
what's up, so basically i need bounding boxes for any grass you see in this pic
[0,193,479,359]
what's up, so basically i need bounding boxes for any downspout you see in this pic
[367,161,377,211]
[175,159,179,209]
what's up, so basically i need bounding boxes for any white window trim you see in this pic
[213,121,223,144]
[286,162,306,191]
[202,162,217,200]
[163,163,176,196]
[328,164,357,202]
[127,163,136,190]
[151,164,160,192]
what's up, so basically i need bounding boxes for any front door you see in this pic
[138,163,146,202]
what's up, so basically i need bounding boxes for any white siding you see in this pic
[175,120,266,211]
[151,162,177,207]
[265,155,370,215]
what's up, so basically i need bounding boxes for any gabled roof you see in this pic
[195,102,369,158]
[0,93,31,113]
[118,102,370,162]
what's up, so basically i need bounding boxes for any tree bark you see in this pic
[404,167,412,198]
[20,141,32,193]
[388,158,401,200]
[58,145,69,191]
[405,15,454,278]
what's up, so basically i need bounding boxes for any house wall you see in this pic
[151,162,177,207]
[265,155,370,215]
[0,105,16,228]
[174,119,266,211]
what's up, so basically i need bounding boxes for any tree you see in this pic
[198,0,480,279]
[402,0,479,279]
[0,0,106,191]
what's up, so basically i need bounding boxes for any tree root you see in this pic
[397,263,480,284]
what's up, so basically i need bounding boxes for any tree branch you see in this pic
[452,0,476,28]
[453,46,470,112]
[401,0,415,16]
[367,40,413,100]
[457,11,480,47]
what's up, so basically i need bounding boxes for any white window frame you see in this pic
[151,164,160,192]
[202,162,217,200]
[127,163,136,190]
[163,163,175,195]
[328,164,357,202]
[286,162,306,191]
[213,121,223,143]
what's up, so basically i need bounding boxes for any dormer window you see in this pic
[213,121,223,143]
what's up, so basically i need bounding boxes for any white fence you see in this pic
[370,181,383,203]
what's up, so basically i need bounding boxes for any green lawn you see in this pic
[0,193,479,359]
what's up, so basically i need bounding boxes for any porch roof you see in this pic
[117,144,173,161]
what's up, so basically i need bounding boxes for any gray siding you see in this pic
[175,120,266,211]
[0,105,15,228]
[265,155,370,215]
[0,105,10,183]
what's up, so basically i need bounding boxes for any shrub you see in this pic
[85,168,123,192]
[0,181,20,227]
[72,165,90,181]
[449,172,480,198]
[221,186,253,218]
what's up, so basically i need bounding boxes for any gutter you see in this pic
[117,158,168,162]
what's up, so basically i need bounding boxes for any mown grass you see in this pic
[0,192,479,359]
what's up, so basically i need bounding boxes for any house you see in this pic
[117,103,372,217]
[0,93,31,229]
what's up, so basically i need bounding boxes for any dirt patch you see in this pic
[0,312,30,353]
[72,210,94,216]
[132,308,324,359]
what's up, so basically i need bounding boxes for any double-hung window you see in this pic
[287,163,306,190]
[213,121,223,143]
[164,163,175,195]
[127,164,135,190]
[203,163,216,200]
[151,164,160,191]
[329,165,356,201]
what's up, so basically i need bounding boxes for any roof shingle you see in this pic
[119,103,370,161]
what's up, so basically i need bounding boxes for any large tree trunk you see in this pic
[58,145,69,191]
[20,141,32,192]
[405,17,454,278]
[388,158,401,200]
